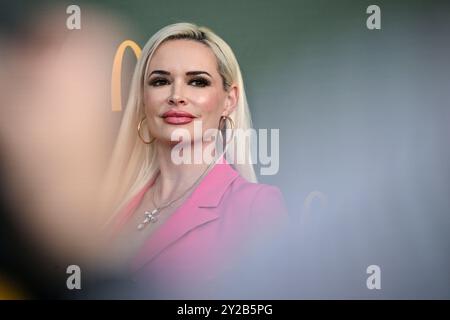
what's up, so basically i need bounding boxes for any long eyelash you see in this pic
[148,77,211,87]
[189,77,211,87]
[148,77,169,86]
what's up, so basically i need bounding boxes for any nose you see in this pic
[168,83,187,106]
[168,96,186,106]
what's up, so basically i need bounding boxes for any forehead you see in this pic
[148,39,218,74]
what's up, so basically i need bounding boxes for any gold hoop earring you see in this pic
[219,115,235,131]
[218,115,235,147]
[137,117,156,144]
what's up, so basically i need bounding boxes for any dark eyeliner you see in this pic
[189,77,211,87]
[148,77,169,86]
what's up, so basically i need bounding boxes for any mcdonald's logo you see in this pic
[111,40,142,112]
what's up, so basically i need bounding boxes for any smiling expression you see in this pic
[143,39,238,145]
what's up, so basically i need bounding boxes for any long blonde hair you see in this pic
[101,22,257,224]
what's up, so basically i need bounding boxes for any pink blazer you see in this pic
[111,158,288,294]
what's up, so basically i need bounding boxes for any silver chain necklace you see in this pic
[137,160,217,231]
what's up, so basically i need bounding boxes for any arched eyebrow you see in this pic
[148,70,212,77]
[185,71,212,77]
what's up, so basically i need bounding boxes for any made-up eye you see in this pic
[148,77,170,87]
[189,77,211,87]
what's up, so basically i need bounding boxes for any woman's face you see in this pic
[143,39,238,147]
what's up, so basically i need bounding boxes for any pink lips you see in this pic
[162,110,197,125]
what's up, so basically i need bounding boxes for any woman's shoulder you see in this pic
[231,175,284,199]
[224,176,289,244]
[226,175,288,217]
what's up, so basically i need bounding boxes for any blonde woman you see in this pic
[101,22,287,293]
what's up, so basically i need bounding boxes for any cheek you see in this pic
[192,90,223,113]
[144,88,167,113]
[192,90,225,131]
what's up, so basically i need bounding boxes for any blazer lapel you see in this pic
[131,158,240,272]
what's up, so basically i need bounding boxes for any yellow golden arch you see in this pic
[111,40,142,112]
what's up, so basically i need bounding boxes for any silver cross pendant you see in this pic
[137,208,159,230]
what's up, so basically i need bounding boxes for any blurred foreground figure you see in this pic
[0,5,127,298]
